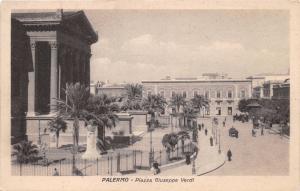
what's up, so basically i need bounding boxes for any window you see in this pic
[183,91,187,98]
[205,91,209,99]
[228,107,232,115]
[147,91,152,96]
[228,90,232,98]
[216,107,221,115]
[160,91,164,97]
[240,90,245,98]
[171,91,176,97]
[217,91,221,98]
[194,91,198,97]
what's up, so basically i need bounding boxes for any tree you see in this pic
[181,105,198,129]
[190,94,209,116]
[169,94,187,127]
[142,94,167,124]
[125,83,143,100]
[86,94,119,151]
[162,133,178,160]
[54,82,91,175]
[48,117,67,148]
[55,83,90,152]
[12,140,39,164]
[121,83,143,111]
[176,130,190,153]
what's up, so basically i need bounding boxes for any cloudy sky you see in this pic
[85,10,289,83]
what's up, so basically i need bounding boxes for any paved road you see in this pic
[204,117,289,176]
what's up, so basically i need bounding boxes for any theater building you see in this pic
[11,10,98,144]
[141,76,252,116]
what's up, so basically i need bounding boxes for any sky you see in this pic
[85,10,289,83]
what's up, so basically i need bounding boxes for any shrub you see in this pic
[12,140,39,164]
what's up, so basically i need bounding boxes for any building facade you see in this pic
[11,10,98,143]
[272,79,290,100]
[141,78,252,116]
[247,74,289,99]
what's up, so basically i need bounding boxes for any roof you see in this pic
[12,10,98,44]
[142,79,252,83]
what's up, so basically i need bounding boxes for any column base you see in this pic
[26,112,37,117]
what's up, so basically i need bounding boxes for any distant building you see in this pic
[272,79,290,100]
[142,76,252,116]
[11,10,98,143]
[95,83,127,98]
[247,73,289,99]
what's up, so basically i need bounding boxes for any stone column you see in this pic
[49,41,58,112]
[85,53,91,86]
[67,48,74,83]
[59,45,66,100]
[80,52,86,85]
[27,41,36,116]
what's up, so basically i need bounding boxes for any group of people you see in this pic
[252,127,264,137]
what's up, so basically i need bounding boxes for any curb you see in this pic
[197,157,226,176]
[159,152,197,171]
[268,129,289,139]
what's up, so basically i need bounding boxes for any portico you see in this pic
[11,10,98,143]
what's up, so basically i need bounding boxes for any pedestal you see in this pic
[82,128,100,160]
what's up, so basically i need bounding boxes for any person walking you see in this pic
[261,127,264,136]
[227,149,232,161]
[202,123,204,130]
[205,128,208,136]
[198,124,201,131]
[53,168,59,176]
[210,136,213,146]
[223,121,225,127]
[252,129,256,137]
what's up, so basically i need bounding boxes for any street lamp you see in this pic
[218,128,221,154]
[147,114,155,167]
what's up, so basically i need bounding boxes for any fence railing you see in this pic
[11,143,194,176]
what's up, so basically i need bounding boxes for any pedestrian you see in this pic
[227,149,232,161]
[205,128,208,136]
[261,127,264,136]
[252,129,256,137]
[223,121,225,127]
[202,123,204,130]
[198,124,201,131]
[53,168,59,176]
[209,136,213,146]
[185,153,191,165]
[152,161,160,175]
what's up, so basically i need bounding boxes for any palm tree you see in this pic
[12,140,39,164]
[48,117,67,148]
[176,130,190,153]
[125,83,143,100]
[86,94,119,151]
[161,133,178,160]
[169,94,187,128]
[142,94,167,126]
[55,83,90,152]
[54,82,91,175]
[181,105,198,129]
[191,94,209,116]
[121,83,143,111]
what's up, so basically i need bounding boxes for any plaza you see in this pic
[10,9,290,177]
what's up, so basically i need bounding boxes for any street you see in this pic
[206,117,289,176]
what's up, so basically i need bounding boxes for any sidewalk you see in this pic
[133,124,226,176]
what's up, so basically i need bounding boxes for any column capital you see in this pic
[30,41,36,49]
[49,41,58,49]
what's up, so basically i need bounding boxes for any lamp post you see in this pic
[147,114,155,167]
[218,128,221,154]
[192,159,196,175]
